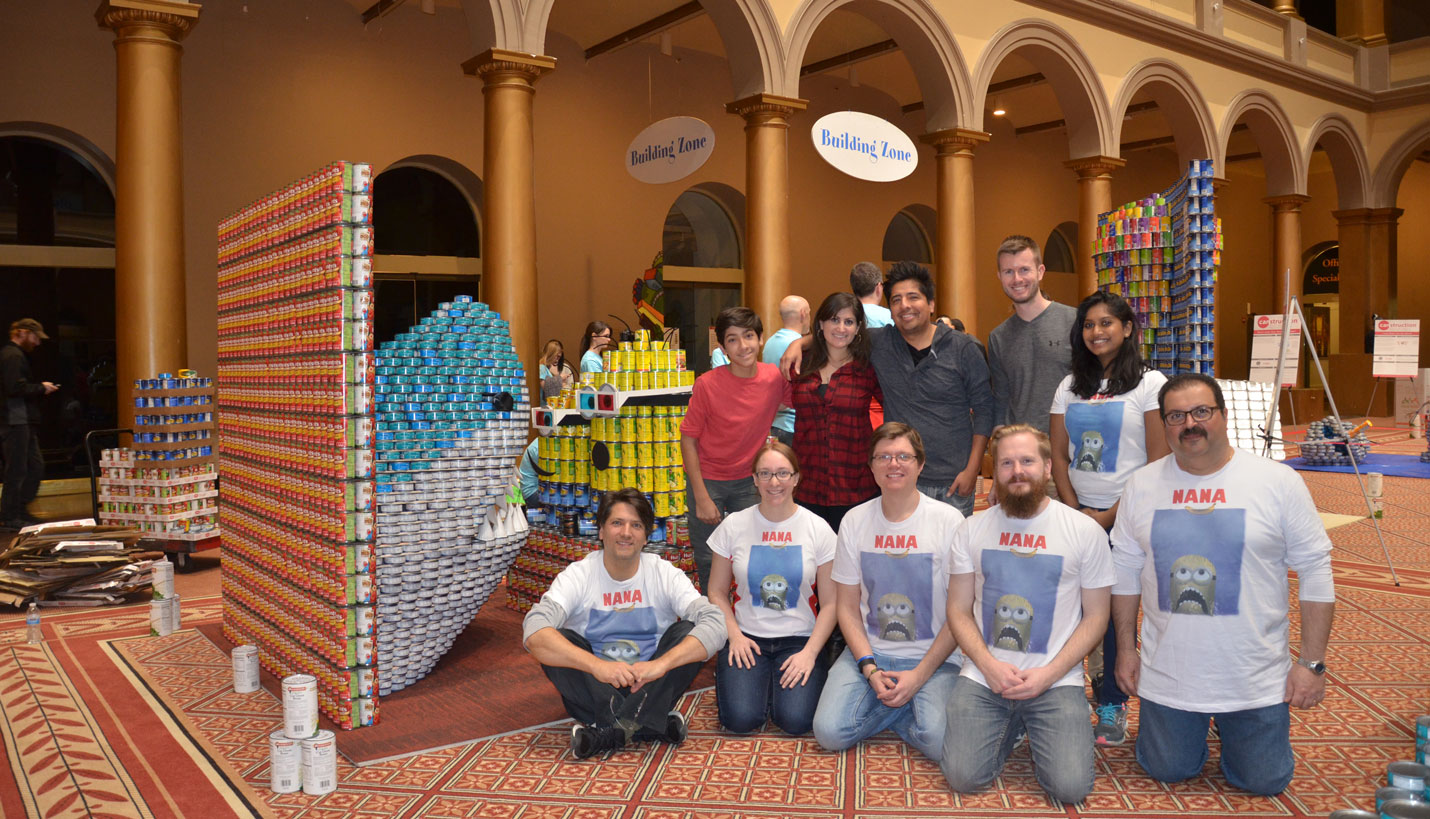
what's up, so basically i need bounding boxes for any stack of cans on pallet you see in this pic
[370,296,529,695]
[1095,159,1222,375]
[97,445,219,539]
[1299,416,1373,465]
[216,161,378,730]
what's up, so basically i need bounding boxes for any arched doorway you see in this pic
[882,204,934,265]
[0,134,118,476]
[661,185,745,371]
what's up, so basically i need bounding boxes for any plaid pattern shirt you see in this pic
[787,360,883,506]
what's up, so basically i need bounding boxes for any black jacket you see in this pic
[0,341,44,426]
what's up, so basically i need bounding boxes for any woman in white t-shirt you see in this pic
[708,441,838,734]
[1049,290,1169,747]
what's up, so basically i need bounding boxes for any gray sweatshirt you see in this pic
[868,323,995,485]
[987,302,1077,435]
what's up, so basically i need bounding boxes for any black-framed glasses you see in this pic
[1163,405,1219,426]
[872,453,917,465]
[755,470,795,482]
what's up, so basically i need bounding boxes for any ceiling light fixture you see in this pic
[991,96,1006,117]
[660,31,673,56]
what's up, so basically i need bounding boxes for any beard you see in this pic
[996,475,1048,519]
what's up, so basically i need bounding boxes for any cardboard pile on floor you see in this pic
[0,519,163,607]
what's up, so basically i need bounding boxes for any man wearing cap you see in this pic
[2,319,58,529]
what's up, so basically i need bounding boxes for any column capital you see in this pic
[1211,176,1231,194]
[1263,193,1312,212]
[1332,206,1404,226]
[725,94,807,122]
[1063,155,1126,177]
[96,0,200,40]
[461,49,557,83]
[919,128,990,155]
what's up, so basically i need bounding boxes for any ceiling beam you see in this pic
[988,72,1046,95]
[360,0,405,24]
[585,1,706,61]
[1015,100,1159,137]
[1121,122,1249,154]
[800,39,898,77]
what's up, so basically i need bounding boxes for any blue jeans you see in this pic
[917,480,973,517]
[1135,698,1294,796]
[940,678,1094,805]
[715,633,827,735]
[812,649,961,761]
[687,476,759,593]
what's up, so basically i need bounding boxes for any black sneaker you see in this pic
[570,723,627,759]
[663,711,687,745]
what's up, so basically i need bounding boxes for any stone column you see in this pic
[1064,156,1126,300]
[726,94,807,335]
[463,49,555,395]
[1272,0,1300,17]
[96,0,200,431]
[1337,0,1387,46]
[1328,206,1401,414]
[1264,194,1311,312]
[920,129,989,336]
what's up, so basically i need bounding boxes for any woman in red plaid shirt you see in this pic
[785,292,884,532]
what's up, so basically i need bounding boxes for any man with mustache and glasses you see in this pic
[1108,373,1335,796]
[940,425,1113,805]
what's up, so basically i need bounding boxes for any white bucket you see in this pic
[281,674,318,739]
[149,598,173,637]
[232,645,260,694]
[300,730,337,796]
[268,730,302,793]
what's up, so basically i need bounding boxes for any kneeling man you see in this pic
[940,424,1112,804]
[524,488,726,758]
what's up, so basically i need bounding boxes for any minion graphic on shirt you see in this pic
[860,552,935,643]
[980,550,1061,654]
[1150,508,1244,616]
[1066,402,1125,474]
[748,543,804,612]
[585,606,660,662]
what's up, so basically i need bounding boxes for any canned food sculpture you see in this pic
[1299,416,1373,465]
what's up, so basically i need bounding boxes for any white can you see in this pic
[232,645,260,693]
[282,674,318,739]
[151,560,174,598]
[169,593,182,632]
[149,598,173,637]
[300,730,337,796]
[269,730,303,794]
[1367,471,1384,498]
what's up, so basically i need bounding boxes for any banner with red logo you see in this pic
[1249,314,1301,387]
[1373,318,1420,379]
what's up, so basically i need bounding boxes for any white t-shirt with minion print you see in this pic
[540,551,704,664]
[832,493,963,661]
[1050,370,1167,509]
[1110,450,1335,712]
[708,505,837,639]
[950,500,1114,691]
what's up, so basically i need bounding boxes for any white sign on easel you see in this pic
[1249,314,1301,386]
[1372,318,1420,379]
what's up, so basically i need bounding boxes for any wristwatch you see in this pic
[1295,656,1327,675]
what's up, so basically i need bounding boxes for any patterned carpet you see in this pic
[1,465,1426,818]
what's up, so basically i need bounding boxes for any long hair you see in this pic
[579,321,610,357]
[799,292,869,380]
[1068,291,1148,399]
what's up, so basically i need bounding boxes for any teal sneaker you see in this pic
[1093,703,1128,746]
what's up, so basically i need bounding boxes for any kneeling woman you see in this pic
[708,442,838,734]
[523,488,727,758]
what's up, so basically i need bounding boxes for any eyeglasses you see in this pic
[755,470,795,482]
[871,453,917,465]
[1162,405,1219,426]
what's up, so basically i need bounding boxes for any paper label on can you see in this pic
[269,731,303,794]
[150,598,173,636]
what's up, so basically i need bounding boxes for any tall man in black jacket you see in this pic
[2,319,58,529]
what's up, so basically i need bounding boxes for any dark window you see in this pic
[662,191,740,268]
[371,167,479,257]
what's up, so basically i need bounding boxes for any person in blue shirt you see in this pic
[517,438,540,505]
[762,295,809,445]
[579,321,612,373]
[850,262,892,329]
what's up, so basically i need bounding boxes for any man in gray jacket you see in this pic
[523,488,726,758]
[2,319,58,530]
[987,235,1077,437]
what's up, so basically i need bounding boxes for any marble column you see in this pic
[1064,156,1126,300]
[726,94,807,336]
[1264,194,1311,312]
[921,129,989,336]
[463,49,555,395]
[97,0,200,430]
[1328,206,1401,414]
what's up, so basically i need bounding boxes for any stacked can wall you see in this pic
[1094,159,1222,375]
[216,161,379,730]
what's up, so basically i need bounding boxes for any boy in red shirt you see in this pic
[681,306,788,592]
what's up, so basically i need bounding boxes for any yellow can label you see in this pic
[654,491,671,517]
[637,469,654,492]
[653,442,671,467]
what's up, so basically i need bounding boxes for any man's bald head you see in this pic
[779,296,810,332]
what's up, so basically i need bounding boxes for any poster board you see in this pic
[1372,318,1420,379]
[1248,314,1301,387]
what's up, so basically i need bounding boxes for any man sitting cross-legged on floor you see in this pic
[939,424,1113,805]
[523,487,727,758]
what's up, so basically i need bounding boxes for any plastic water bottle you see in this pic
[25,603,41,644]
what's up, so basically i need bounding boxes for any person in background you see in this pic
[1111,374,1335,796]
[987,235,1077,436]
[517,438,541,506]
[850,262,892,329]
[682,306,786,592]
[2,319,57,530]
[940,424,1112,805]
[762,296,810,446]
[1048,291,1169,746]
[811,422,963,761]
[788,292,881,531]
[540,339,576,391]
[579,321,613,373]
[523,489,726,758]
[708,442,838,735]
